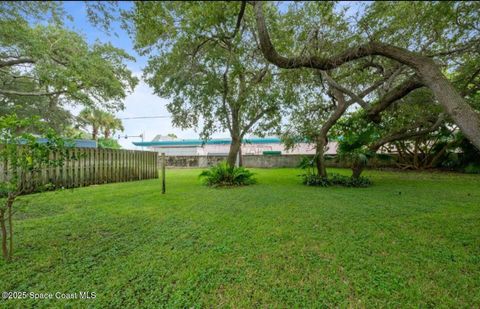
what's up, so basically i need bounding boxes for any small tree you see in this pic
[0,114,69,261]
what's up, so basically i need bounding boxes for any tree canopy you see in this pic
[129,2,301,166]
[252,1,480,149]
[0,2,138,135]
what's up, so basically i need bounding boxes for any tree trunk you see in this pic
[92,126,98,140]
[238,147,243,167]
[417,61,480,151]
[313,83,349,178]
[413,139,419,169]
[426,139,457,168]
[7,195,13,261]
[315,139,327,177]
[352,164,364,179]
[227,136,241,168]
[0,209,7,261]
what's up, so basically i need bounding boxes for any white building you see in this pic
[133,136,337,156]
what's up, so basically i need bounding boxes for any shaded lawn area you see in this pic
[1,168,479,308]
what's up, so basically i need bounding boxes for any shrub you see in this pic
[464,163,480,174]
[301,173,372,188]
[301,174,330,187]
[199,161,257,187]
[330,173,372,187]
[297,156,315,170]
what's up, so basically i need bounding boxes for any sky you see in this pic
[60,1,363,149]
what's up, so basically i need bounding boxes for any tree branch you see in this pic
[320,71,369,108]
[366,77,424,122]
[252,2,427,70]
[369,114,445,152]
[222,62,233,134]
[227,1,247,40]
[248,65,269,87]
[319,87,349,138]
[242,105,277,135]
[0,58,35,68]
[251,1,480,151]
[0,89,66,96]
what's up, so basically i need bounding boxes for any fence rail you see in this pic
[0,148,158,194]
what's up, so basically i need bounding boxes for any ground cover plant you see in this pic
[0,168,479,308]
[298,156,372,187]
[302,173,372,188]
[199,161,257,187]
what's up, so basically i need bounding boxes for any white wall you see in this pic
[148,146,201,156]
[149,142,338,156]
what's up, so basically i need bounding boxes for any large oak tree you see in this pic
[252,1,480,150]
[130,2,298,166]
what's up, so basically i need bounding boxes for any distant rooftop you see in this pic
[151,134,177,142]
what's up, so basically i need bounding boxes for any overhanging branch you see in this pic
[366,77,424,122]
[0,89,65,96]
[0,58,35,68]
[369,114,445,152]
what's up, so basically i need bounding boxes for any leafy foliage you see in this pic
[0,115,70,196]
[301,173,371,188]
[301,174,331,187]
[0,2,137,135]
[297,156,316,170]
[97,138,122,149]
[298,154,371,187]
[77,108,124,140]
[329,173,372,187]
[199,162,256,187]
[464,163,480,174]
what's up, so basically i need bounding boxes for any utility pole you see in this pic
[161,152,166,194]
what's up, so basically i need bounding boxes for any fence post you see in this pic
[161,152,166,194]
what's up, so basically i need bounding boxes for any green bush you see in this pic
[464,163,480,174]
[199,161,257,187]
[301,173,372,188]
[297,156,315,170]
[330,173,372,187]
[301,174,330,187]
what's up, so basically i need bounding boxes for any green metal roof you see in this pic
[133,137,282,147]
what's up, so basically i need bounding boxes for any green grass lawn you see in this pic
[1,168,479,308]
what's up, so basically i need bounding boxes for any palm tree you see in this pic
[101,113,124,139]
[77,108,123,140]
[78,108,102,140]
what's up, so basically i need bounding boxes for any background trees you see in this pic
[77,108,124,148]
[0,2,138,136]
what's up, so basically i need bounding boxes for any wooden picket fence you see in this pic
[0,148,158,194]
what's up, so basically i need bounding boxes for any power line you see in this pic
[120,115,171,120]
